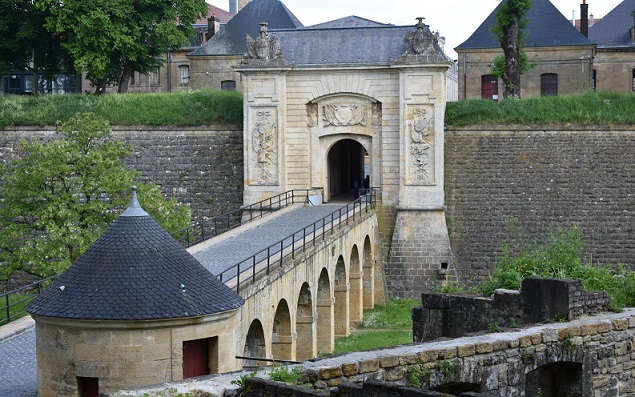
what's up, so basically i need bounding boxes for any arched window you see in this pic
[179,65,189,85]
[541,73,558,96]
[221,80,236,91]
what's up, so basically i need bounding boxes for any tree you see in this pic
[0,113,191,278]
[38,0,207,93]
[490,0,534,99]
[0,0,72,94]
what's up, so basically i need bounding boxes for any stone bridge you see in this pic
[185,196,383,369]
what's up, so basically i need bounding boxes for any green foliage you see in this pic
[429,282,464,294]
[268,365,303,385]
[491,51,535,79]
[0,113,190,278]
[360,298,418,329]
[488,321,502,332]
[37,0,207,92]
[445,91,635,126]
[476,221,635,310]
[491,0,533,37]
[0,0,70,82]
[230,371,257,391]
[407,360,457,389]
[331,299,417,355]
[0,90,243,128]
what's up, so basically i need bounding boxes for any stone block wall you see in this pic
[413,277,610,342]
[0,126,244,222]
[108,309,635,396]
[445,125,635,286]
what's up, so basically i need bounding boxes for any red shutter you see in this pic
[182,338,210,378]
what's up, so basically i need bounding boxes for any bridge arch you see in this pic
[271,299,293,361]
[363,235,374,309]
[316,268,333,355]
[349,245,363,327]
[243,319,266,369]
[333,255,349,337]
[295,283,315,361]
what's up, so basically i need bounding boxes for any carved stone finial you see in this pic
[242,22,286,66]
[393,17,449,65]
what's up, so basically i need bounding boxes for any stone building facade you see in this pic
[237,18,455,299]
[456,0,596,100]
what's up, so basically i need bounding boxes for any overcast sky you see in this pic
[205,0,623,60]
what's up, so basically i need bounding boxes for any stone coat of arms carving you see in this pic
[243,22,285,66]
[396,17,448,64]
[322,103,368,127]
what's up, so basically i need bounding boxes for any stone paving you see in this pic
[0,324,37,397]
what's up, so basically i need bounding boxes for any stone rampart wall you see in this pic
[0,126,244,221]
[445,125,635,285]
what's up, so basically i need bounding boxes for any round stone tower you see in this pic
[27,189,244,397]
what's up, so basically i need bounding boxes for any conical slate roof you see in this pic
[189,0,303,56]
[589,0,634,48]
[456,0,593,50]
[27,190,244,321]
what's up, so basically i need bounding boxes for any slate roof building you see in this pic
[589,0,635,92]
[27,189,244,397]
[455,0,596,99]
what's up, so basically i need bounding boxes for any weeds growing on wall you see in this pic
[477,220,635,310]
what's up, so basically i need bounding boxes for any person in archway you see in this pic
[353,179,360,199]
[362,175,370,195]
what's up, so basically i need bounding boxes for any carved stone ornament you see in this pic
[322,103,368,127]
[242,22,286,66]
[252,109,277,181]
[396,17,448,64]
[408,107,435,184]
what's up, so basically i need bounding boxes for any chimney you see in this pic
[206,15,219,42]
[580,0,589,37]
[589,14,594,27]
[229,0,237,14]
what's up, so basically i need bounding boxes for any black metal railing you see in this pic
[173,189,319,248]
[0,276,57,326]
[217,190,377,293]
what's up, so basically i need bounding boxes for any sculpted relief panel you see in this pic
[250,107,278,185]
[306,99,380,133]
[406,105,435,185]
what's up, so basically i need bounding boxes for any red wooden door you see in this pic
[481,75,499,100]
[182,338,210,378]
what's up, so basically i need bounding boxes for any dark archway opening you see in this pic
[526,362,583,396]
[327,139,367,200]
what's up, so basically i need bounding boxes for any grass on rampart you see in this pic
[331,298,418,355]
[0,90,243,129]
[446,91,635,126]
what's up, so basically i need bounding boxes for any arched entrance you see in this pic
[326,139,368,201]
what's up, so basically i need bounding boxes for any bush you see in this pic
[477,222,635,310]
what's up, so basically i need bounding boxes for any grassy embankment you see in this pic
[0,90,243,128]
[446,91,635,126]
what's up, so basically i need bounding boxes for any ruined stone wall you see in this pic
[413,277,611,342]
[445,125,635,285]
[0,126,244,222]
